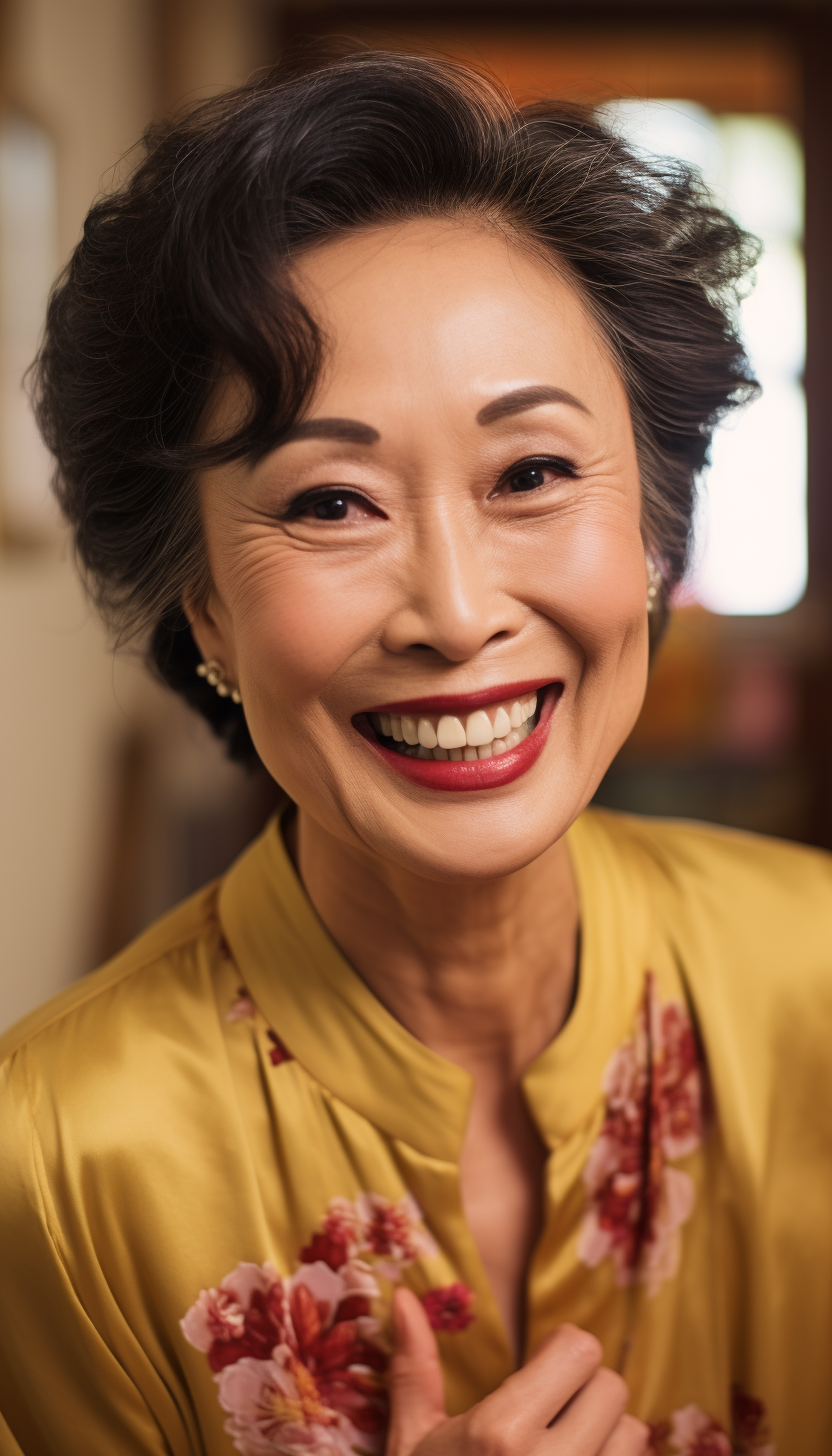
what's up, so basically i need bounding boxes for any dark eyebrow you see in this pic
[476,385,591,426]
[280,417,380,446]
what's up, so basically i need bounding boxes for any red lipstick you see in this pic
[354,683,561,792]
[365,678,552,717]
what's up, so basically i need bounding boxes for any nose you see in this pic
[379,497,525,663]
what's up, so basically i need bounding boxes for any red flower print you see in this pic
[300,1231,352,1272]
[421,1283,476,1333]
[731,1385,775,1454]
[302,1193,437,1282]
[301,1198,364,1269]
[648,1398,775,1456]
[578,975,704,1295]
[355,1192,437,1273]
[648,1421,671,1452]
[181,1189,463,1456]
[646,1407,730,1456]
[183,1259,388,1455]
[267,1029,293,1066]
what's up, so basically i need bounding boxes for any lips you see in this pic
[354,682,562,792]
[365,678,552,716]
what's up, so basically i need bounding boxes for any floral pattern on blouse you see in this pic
[421,1282,476,1332]
[648,1390,775,1455]
[226,988,257,1023]
[225,987,294,1065]
[181,1192,474,1456]
[266,1029,293,1066]
[578,973,704,1296]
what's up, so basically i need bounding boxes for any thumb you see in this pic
[386,1288,447,1456]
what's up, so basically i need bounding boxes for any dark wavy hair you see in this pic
[32,44,759,766]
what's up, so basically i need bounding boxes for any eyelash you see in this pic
[283,454,579,521]
[494,455,579,495]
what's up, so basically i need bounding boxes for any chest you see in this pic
[457,1077,548,1361]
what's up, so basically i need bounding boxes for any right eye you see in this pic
[311,495,349,520]
[285,488,380,523]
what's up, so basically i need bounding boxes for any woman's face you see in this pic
[193,219,649,880]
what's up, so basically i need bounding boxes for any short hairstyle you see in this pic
[32,45,759,766]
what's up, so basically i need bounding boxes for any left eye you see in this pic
[508,465,547,492]
[501,457,575,494]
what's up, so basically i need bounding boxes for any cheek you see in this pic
[520,504,647,658]
[229,551,384,709]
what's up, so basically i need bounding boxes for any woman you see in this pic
[1,47,830,1456]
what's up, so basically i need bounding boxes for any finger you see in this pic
[598,1414,651,1455]
[541,1367,629,1455]
[467,1325,602,1441]
[386,1287,447,1456]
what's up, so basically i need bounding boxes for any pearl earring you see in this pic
[646,558,662,614]
[196,658,242,704]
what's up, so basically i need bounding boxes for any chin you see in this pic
[338,768,588,883]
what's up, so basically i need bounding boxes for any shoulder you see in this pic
[583,806,832,949]
[582,809,832,1072]
[0,881,236,1134]
[1,881,223,1062]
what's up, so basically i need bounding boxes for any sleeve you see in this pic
[0,1051,194,1456]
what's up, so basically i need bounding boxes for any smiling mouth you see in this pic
[368,691,541,760]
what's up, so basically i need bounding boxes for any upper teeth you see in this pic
[370,694,538,760]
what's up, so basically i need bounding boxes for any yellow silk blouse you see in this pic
[1,808,831,1456]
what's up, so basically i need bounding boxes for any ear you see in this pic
[184,588,238,680]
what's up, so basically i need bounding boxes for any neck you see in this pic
[293,809,580,1079]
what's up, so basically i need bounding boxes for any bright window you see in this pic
[600,101,806,616]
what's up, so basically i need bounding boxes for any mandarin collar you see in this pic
[521,810,650,1147]
[219,809,649,1162]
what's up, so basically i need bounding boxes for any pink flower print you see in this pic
[218,1346,348,1456]
[227,988,257,1023]
[304,1193,436,1281]
[356,1192,438,1269]
[181,1261,289,1373]
[578,975,703,1295]
[183,1258,389,1454]
[182,1193,466,1456]
[181,1286,247,1352]
[668,1405,731,1455]
[421,1283,476,1333]
[267,1030,293,1066]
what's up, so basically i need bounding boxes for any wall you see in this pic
[0,0,269,1031]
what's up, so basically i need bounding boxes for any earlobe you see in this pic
[184,591,241,701]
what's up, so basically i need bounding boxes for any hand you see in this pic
[386,1288,649,1456]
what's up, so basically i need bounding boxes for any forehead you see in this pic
[292,218,629,427]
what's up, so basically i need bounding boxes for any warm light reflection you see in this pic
[600,101,806,617]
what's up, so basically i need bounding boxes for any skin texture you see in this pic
[191,219,651,1453]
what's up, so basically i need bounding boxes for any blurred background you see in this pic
[1,0,831,1031]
